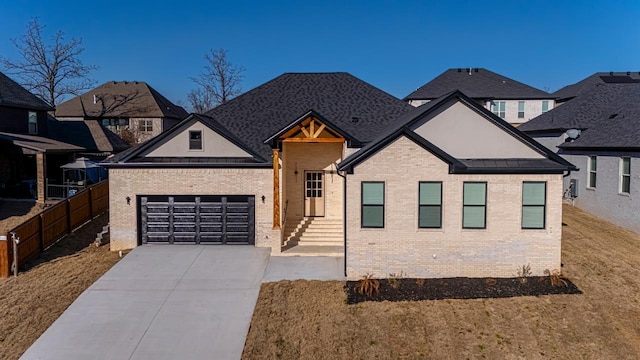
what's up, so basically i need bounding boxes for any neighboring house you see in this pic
[404,68,555,126]
[0,71,83,202]
[103,73,574,279]
[55,81,188,144]
[47,117,130,158]
[552,71,640,105]
[519,81,640,235]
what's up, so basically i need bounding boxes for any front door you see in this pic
[304,171,325,217]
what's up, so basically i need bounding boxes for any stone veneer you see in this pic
[345,136,563,279]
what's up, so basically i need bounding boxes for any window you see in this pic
[620,157,631,194]
[518,101,525,118]
[101,118,130,131]
[138,120,153,132]
[361,182,384,228]
[542,100,549,113]
[462,182,487,229]
[588,156,597,188]
[189,130,203,150]
[522,182,546,229]
[491,101,506,118]
[419,182,442,228]
[28,111,37,134]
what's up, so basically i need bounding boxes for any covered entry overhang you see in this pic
[0,132,83,202]
[264,110,353,232]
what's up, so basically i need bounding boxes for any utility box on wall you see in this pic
[570,178,579,198]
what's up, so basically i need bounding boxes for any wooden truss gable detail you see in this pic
[280,117,344,143]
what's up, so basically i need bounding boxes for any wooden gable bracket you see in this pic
[281,117,344,143]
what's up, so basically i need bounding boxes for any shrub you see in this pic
[416,278,426,287]
[357,274,380,297]
[517,264,532,284]
[387,272,404,289]
[544,269,568,287]
[485,278,497,286]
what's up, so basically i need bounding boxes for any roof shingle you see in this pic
[404,68,552,101]
[0,71,53,111]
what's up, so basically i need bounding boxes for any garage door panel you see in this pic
[140,195,254,245]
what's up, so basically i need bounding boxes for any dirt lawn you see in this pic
[0,214,123,360]
[0,200,45,235]
[243,204,640,359]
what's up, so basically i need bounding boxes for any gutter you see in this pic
[336,168,347,277]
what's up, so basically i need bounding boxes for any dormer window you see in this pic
[28,111,37,135]
[189,130,202,150]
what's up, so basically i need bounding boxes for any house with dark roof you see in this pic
[103,72,574,279]
[0,71,84,202]
[405,68,555,126]
[551,71,640,105]
[55,81,188,144]
[519,81,640,234]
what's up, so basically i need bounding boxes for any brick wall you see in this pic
[346,136,563,279]
[109,168,281,253]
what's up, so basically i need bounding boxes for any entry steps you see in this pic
[283,217,343,247]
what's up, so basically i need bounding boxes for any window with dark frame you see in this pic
[28,111,37,135]
[361,182,384,228]
[620,157,631,194]
[588,156,597,188]
[419,182,442,228]
[462,182,486,229]
[189,130,203,150]
[522,182,546,229]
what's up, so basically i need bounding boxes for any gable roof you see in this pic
[205,72,414,159]
[47,117,130,154]
[339,90,576,173]
[552,72,640,102]
[103,113,267,167]
[55,81,188,119]
[0,71,53,111]
[404,68,552,101]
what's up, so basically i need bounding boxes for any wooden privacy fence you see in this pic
[0,180,109,278]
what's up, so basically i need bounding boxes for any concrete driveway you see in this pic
[20,245,270,360]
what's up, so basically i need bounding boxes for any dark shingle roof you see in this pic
[55,81,188,119]
[205,72,414,159]
[47,117,130,154]
[404,68,552,101]
[0,71,53,111]
[0,132,83,153]
[552,72,640,102]
[520,82,640,150]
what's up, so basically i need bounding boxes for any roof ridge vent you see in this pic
[609,113,618,119]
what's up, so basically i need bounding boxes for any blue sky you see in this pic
[1,0,639,107]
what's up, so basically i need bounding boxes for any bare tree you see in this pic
[188,48,244,113]
[1,18,97,106]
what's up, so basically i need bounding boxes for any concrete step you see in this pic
[302,227,343,233]
[280,245,344,257]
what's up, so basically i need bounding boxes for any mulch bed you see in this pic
[345,276,582,304]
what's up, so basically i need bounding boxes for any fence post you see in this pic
[39,213,45,251]
[66,199,71,234]
[0,234,8,278]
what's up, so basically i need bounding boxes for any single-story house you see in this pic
[103,73,575,279]
[519,78,640,235]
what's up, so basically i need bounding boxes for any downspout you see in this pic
[336,168,347,277]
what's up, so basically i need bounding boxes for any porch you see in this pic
[269,113,347,255]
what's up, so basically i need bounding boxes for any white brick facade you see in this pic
[345,136,563,279]
[108,168,281,253]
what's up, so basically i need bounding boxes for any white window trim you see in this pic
[517,101,525,119]
[189,130,204,151]
[28,111,38,135]
[587,155,597,189]
[619,157,631,195]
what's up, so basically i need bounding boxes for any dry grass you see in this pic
[243,204,640,359]
[0,214,123,360]
[0,200,45,235]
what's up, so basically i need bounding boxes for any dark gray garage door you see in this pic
[140,195,255,245]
